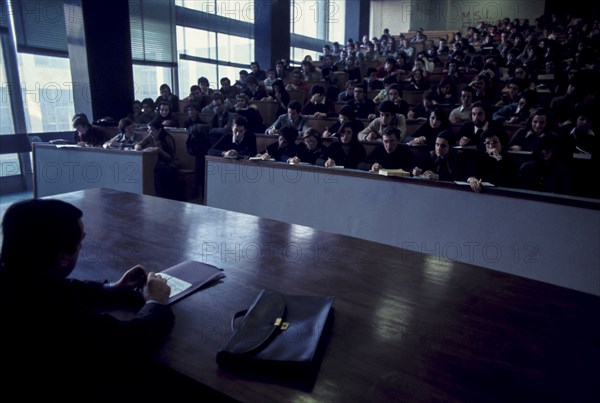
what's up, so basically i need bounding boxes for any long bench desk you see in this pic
[204,156,600,296]
[18,188,599,402]
[33,143,158,197]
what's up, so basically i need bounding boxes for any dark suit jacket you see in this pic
[0,271,174,398]
[359,144,415,171]
[208,132,257,157]
[316,141,366,169]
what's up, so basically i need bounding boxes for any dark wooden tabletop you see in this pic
[48,188,599,402]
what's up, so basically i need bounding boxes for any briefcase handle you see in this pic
[230,310,249,332]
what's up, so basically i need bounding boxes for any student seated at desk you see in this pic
[153,101,178,128]
[518,134,572,195]
[358,100,407,143]
[136,120,180,199]
[208,116,257,158]
[491,90,536,126]
[301,85,336,118]
[322,105,364,138]
[73,114,110,146]
[454,101,505,150]
[265,100,309,136]
[412,130,469,181]
[466,128,519,192]
[103,118,146,148]
[258,127,298,162]
[234,93,265,134]
[358,127,415,172]
[316,122,366,169]
[183,101,206,129]
[290,128,323,165]
[0,199,174,399]
[405,108,449,147]
[508,108,555,152]
[155,83,180,113]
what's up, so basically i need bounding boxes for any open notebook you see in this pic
[157,260,225,304]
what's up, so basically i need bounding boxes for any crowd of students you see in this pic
[78,12,598,198]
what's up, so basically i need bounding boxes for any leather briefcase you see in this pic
[216,289,334,376]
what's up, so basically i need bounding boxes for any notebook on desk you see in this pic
[157,260,225,305]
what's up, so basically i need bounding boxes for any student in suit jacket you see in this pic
[208,116,257,158]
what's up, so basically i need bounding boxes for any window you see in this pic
[176,25,254,97]
[16,54,74,133]
[179,59,218,96]
[177,27,217,60]
[177,0,254,23]
[217,33,253,65]
[0,43,15,135]
[291,47,319,63]
[292,0,319,38]
[129,0,176,66]
[133,65,173,103]
[327,0,345,42]
[291,1,344,63]
[0,40,20,178]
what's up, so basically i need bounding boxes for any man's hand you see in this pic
[459,136,470,146]
[114,265,147,289]
[366,132,379,141]
[143,272,171,305]
[324,158,336,167]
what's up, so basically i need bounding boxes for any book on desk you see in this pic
[157,260,225,305]
[378,168,411,177]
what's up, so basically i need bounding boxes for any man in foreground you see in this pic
[0,199,174,399]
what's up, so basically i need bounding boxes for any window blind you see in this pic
[10,0,68,56]
[129,0,176,66]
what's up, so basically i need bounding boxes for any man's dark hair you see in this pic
[186,101,200,112]
[288,100,302,112]
[436,129,454,145]
[72,116,90,129]
[378,100,397,114]
[1,199,83,272]
[233,116,248,127]
[383,126,401,139]
[388,84,402,96]
[148,118,164,130]
[471,101,487,117]
[118,117,134,133]
[461,86,475,95]
[310,85,325,95]
[482,127,508,146]
[280,126,299,143]
[141,98,155,108]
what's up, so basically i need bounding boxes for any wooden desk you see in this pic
[33,143,158,197]
[42,188,599,402]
